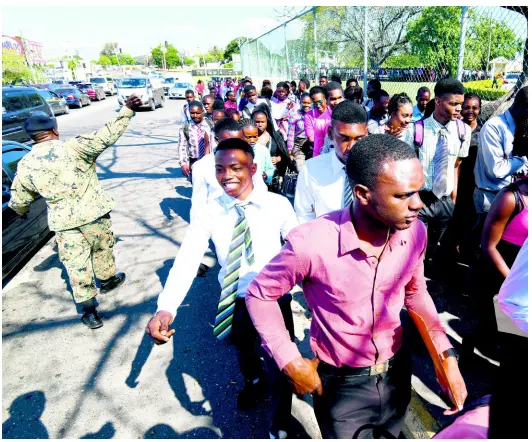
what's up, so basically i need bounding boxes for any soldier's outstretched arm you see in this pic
[66,95,143,162]
[8,174,38,216]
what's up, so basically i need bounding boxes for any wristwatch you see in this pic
[439,348,459,362]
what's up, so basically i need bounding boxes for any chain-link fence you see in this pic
[241,6,527,113]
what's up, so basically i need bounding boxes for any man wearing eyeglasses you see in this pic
[312,81,345,157]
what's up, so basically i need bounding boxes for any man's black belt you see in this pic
[318,355,395,377]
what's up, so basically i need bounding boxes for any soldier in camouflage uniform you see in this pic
[8,94,142,329]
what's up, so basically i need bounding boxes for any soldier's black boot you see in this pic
[80,299,103,329]
[100,272,126,294]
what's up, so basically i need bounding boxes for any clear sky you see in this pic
[2,6,287,61]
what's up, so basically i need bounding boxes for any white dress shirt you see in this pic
[404,115,471,196]
[157,188,298,317]
[474,109,528,192]
[294,150,347,224]
[496,238,528,334]
[190,150,269,219]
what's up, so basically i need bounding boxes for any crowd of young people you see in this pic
[147,73,528,439]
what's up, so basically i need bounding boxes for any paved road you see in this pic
[2,96,320,439]
[2,96,498,439]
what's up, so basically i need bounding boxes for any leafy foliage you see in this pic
[223,37,247,63]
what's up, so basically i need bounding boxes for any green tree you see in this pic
[100,42,118,57]
[118,53,135,65]
[223,37,247,63]
[67,59,77,79]
[207,45,224,64]
[151,44,182,68]
[184,57,196,66]
[381,53,422,68]
[2,52,32,84]
[407,7,522,75]
[97,55,111,66]
[302,6,422,68]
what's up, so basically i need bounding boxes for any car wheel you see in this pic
[96,94,101,101]
[77,102,83,108]
[159,96,165,108]
[150,99,156,111]
[64,105,70,114]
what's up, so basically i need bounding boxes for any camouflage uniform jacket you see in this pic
[8,107,135,232]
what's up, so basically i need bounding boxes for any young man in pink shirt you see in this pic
[312,81,344,156]
[246,134,467,438]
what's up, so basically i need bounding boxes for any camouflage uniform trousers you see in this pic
[55,214,117,304]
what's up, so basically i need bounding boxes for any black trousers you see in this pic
[418,191,455,261]
[313,351,412,439]
[230,294,295,431]
[489,333,528,438]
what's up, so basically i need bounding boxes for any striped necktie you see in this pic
[432,127,449,199]
[197,125,206,159]
[343,167,353,208]
[213,203,255,341]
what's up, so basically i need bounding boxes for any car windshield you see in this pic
[78,84,92,90]
[118,79,147,88]
[90,78,106,83]
[174,83,188,88]
[37,90,52,99]
[506,74,519,79]
[164,78,175,84]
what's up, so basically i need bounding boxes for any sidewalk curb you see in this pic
[403,388,441,439]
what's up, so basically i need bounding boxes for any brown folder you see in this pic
[408,309,457,407]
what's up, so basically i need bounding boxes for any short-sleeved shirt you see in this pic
[404,115,471,196]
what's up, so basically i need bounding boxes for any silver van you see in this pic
[116,77,165,111]
[89,76,116,96]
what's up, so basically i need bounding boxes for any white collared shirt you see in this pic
[404,115,471,196]
[157,189,298,317]
[474,109,528,191]
[294,150,347,224]
[190,150,269,219]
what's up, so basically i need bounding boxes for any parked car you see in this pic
[2,86,57,144]
[501,72,521,90]
[169,82,194,99]
[35,83,60,92]
[89,76,117,96]
[116,77,165,111]
[52,79,69,85]
[78,83,106,101]
[68,80,84,87]
[3,140,52,281]
[54,87,91,108]
[162,77,176,95]
[37,89,70,116]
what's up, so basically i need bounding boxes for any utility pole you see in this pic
[113,43,123,73]
[313,7,318,84]
[457,7,468,81]
[160,47,167,71]
[19,29,37,83]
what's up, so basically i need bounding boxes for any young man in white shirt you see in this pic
[147,139,298,439]
[294,100,368,224]
[404,78,471,261]
[191,118,268,219]
[241,85,271,119]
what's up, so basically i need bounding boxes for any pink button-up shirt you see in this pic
[312,108,332,157]
[304,108,321,140]
[246,207,452,370]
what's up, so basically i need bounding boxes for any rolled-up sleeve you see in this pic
[480,123,526,180]
[304,112,315,140]
[246,233,308,369]
[404,224,452,354]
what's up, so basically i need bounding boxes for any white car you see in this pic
[89,76,117,96]
[116,77,165,111]
[168,82,194,99]
[501,72,520,90]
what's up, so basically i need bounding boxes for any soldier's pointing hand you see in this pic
[125,94,143,111]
